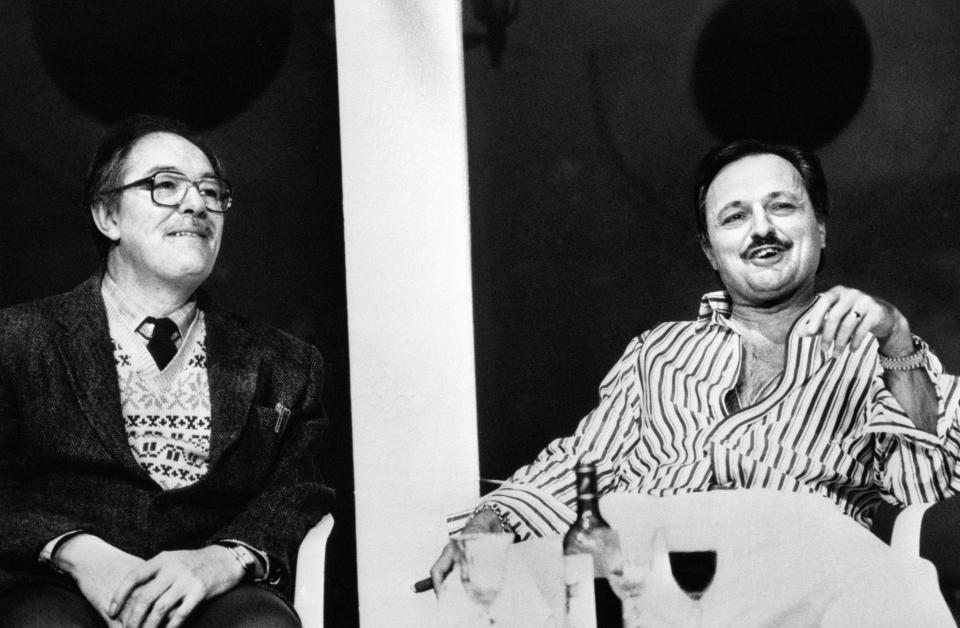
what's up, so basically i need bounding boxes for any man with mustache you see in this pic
[0,115,333,627]
[432,139,959,588]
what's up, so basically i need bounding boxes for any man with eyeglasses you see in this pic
[0,115,333,627]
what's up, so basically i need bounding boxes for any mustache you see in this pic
[742,232,792,258]
[169,218,214,236]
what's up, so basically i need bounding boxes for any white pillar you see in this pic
[335,2,479,626]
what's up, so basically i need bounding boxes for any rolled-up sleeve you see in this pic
[865,337,960,505]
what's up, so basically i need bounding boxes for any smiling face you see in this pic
[93,132,224,294]
[701,153,825,307]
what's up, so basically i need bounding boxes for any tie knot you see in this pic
[144,317,179,370]
[146,317,179,342]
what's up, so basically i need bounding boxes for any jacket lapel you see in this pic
[204,307,259,466]
[54,274,149,478]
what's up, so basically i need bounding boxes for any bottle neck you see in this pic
[571,464,608,527]
[576,492,600,517]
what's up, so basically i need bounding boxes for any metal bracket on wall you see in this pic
[464,0,520,68]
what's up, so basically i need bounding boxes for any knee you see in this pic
[185,585,301,628]
[0,583,102,628]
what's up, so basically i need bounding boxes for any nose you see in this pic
[748,203,774,236]
[178,182,208,216]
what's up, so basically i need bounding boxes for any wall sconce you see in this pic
[465,0,519,68]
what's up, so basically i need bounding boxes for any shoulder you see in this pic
[608,320,699,365]
[0,274,103,336]
[638,320,701,348]
[615,321,704,380]
[0,289,81,342]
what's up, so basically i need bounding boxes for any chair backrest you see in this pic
[294,513,335,628]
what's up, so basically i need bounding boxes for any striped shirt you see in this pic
[449,291,960,539]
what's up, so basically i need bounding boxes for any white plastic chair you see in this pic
[294,514,335,628]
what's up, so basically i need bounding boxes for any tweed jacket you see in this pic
[0,274,334,601]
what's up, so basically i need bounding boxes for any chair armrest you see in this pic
[295,514,335,628]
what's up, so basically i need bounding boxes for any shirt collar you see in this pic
[695,290,733,332]
[694,290,824,335]
[100,272,198,341]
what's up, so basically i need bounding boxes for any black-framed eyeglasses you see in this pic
[102,171,233,213]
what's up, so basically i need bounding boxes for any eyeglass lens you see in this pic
[152,172,229,210]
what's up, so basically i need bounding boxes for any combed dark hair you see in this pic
[693,139,828,244]
[84,114,227,259]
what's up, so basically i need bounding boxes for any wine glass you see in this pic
[601,526,651,600]
[453,532,513,625]
[603,529,655,628]
[668,550,716,601]
[609,529,712,628]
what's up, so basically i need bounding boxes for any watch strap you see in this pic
[879,339,926,371]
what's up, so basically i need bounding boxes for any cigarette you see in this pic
[411,577,434,593]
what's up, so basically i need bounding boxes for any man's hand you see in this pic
[798,285,913,358]
[54,534,145,627]
[107,545,246,628]
[800,285,938,433]
[429,507,508,594]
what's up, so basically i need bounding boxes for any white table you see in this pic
[437,490,954,627]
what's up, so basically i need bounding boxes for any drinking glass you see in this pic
[668,550,716,600]
[610,529,711,628]
[606,529,657,628]
[453,532,513,625]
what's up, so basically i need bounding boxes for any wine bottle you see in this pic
[563,460,622,628]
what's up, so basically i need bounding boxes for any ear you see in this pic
[91,200,121,242]
[699,235,719,270]
[818,220,826,249]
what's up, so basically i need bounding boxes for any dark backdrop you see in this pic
[0,1,356,625]
[464,0,960,485]
[9,1,960,624]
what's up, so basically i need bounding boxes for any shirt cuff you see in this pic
[217,539,270,582]
[890,503,934,558]
[864,337,957,446]
[446,482,575,539]
[38,530,87,571]
[864,415,943,448]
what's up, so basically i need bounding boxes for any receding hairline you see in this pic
[116,131,217,182]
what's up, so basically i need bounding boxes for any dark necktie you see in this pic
[145,317,178,370]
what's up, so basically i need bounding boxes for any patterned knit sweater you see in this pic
[111,315,212,490]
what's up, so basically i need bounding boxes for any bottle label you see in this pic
[564,553,597,628]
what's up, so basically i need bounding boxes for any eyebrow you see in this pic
[766,190,803,202]
[717,190,804,213]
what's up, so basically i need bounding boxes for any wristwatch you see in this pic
[215,540,282,586]
[879,338,927,371]
[220,543,257,578]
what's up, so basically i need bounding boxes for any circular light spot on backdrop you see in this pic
[32,0,293,130]
[693,0,872,148]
